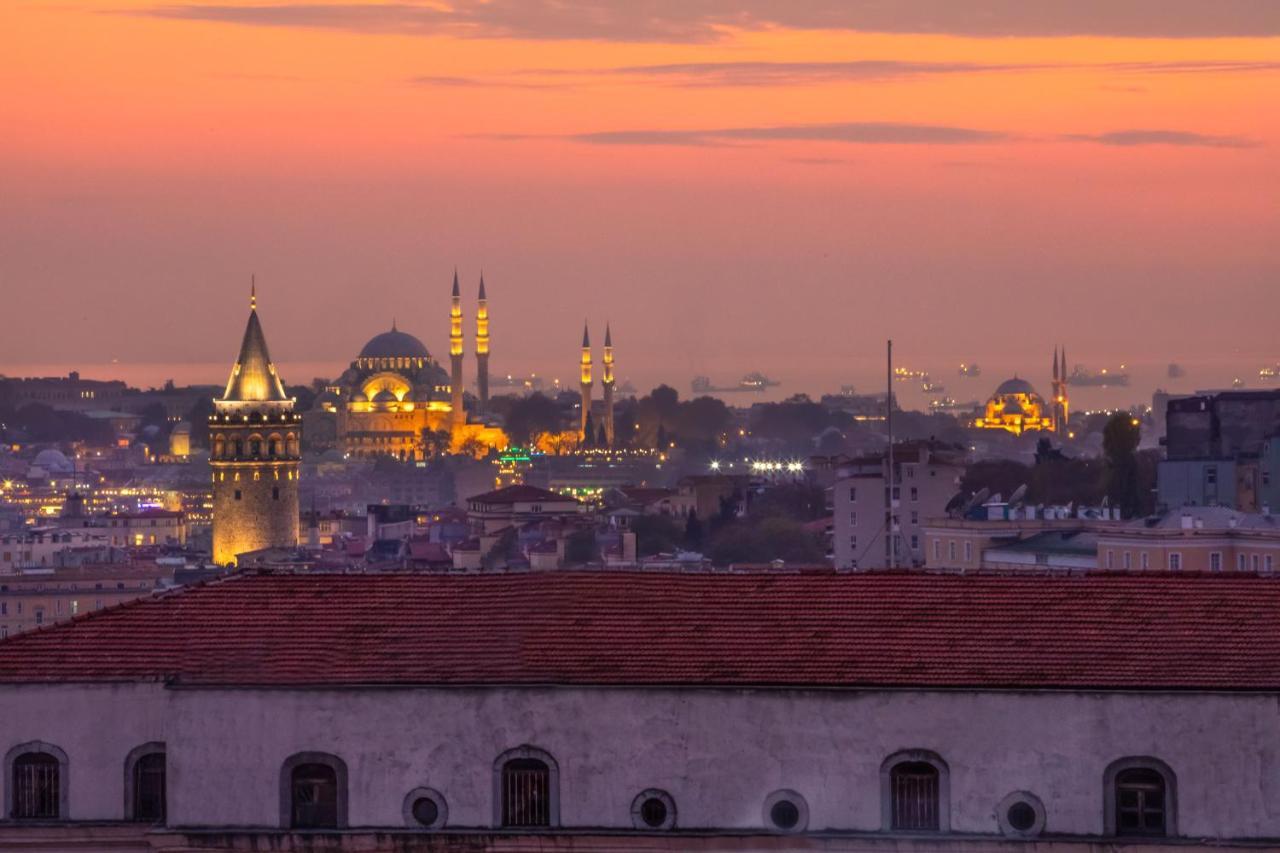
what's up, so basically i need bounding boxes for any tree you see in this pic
[706,517,824,566]
[683,510,704,550]
[421,428,452,459]
[1103,413,1143,518]
[750,483,827,522]
[504,393,563,445]
[564,529,599,565]
[630,514,684,557]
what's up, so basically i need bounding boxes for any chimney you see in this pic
[1180,513,1193,530]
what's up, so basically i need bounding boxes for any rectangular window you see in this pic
[910,487,919,502]
[1253,554,1261,572]
[1239,554,1248,571]
[849,511,857,525]
[1123,551,1132,570]
[272,487,280,500]
[1141,552,1150,571]
[849,536,857,551]
[948,541,956,562]
[1169,553,1182,571]
[1106,550,1114,569]
[910,535,919,550]
[963,541,972,562]
[501,760,551,827]
[234,490,242,501]
[910,511,919,525]
[1266,555,1274,573]
[1210,552,1222,572]
[1206,466,1217,485]
[849,486,856,501]
[932,540,940,562]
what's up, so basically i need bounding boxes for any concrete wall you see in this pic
[2,684,1277,841]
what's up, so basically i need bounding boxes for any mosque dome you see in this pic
[372,389,398,404]
[359,325,430,360]
[351,391,368,403]
[1002,398,1025,416]
[995,377,1037,396]
[32,449,74,474]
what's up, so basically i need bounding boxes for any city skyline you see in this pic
[3,1,1278,381]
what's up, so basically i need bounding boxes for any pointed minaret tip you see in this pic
[392,318,397,332]
[250,275,257,311]
[452,268,460,297]
[478,273,487,300]
[582,322,590,348]
[604,323,612,347]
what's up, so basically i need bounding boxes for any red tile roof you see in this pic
[467,484,575,505]
[0,571,1277,691]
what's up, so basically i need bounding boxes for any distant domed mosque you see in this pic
[311,271,506,460]
[973,348,1070,436]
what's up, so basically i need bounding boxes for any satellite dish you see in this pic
[1008,484,1028,506]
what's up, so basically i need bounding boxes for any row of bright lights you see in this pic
[709,460,805,473]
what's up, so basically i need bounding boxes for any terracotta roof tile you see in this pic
[0,571,1277,691]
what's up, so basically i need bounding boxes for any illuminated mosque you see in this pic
[973,348,1070,436]
[310,272,506,459]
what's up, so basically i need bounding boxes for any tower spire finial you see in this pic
[250,274,257,310]
[582,320,590,348]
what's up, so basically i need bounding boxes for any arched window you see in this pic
[494,746,559,828]
[280,753,347,830]
[6,743,68,820]
[1105,758,1175,837]
[881,750,949,832]
[125,744,166,823]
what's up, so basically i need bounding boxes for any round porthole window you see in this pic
[631,789,676,830]
[762,789,809,833]
[402,787,447,829]
[996,792,1045,838]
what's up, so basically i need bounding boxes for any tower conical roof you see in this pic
[221,303,289,403]
[582,322,591,348]
[604,323,612,348]
[478,273,486,300]
[452,268,460,298]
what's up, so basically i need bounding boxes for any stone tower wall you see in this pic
[210,413,301,565]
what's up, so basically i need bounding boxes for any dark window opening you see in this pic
[291,763,338,829]
[891,761,939,831]
[1116,768,1166,837]
[411,797,439,827]
[234,489,242,501]
[770,799,800,830]
[640,797,668,828]
[501,758,550,828]
[11,752,59,820]
[132,752,166,823]
[272,487,280,500]
[1007,801,1036,832]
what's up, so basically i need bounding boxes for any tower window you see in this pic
[234,490,242,501]
[272,487,280,500]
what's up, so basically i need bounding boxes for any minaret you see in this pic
[1052,347,1061,432]
[602,323,615,447]
[210,283,301,566]
[1058,346,1070,432]
[449,270,465,428]
[476,273,490,411]
[579,322,593,440]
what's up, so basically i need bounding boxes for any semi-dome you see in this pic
[372,389,398,403]
[995,377,1037,396]
[359,325,430,360]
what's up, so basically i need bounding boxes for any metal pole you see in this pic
[887,339,895,569]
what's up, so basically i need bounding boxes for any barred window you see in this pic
[1116,768,1166,836]
[890,761,939,831]
[291,763,339,829]
[130,752,166,823]
[501,758,550,828]
[11,752,59,820]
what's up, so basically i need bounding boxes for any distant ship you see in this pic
[1260,364,1280,381]
[490,373,546,392]
[920,378,946,394]
[1167,363,1186,379]
[958,363,982,378]
[929,397,980,412]
[893,367,928,382]
[691,372,780,394]
[1067,365,1130,387]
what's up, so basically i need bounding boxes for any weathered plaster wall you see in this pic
[3,685,1277,840]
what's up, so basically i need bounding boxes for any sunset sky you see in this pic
[3,1,1278,400]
